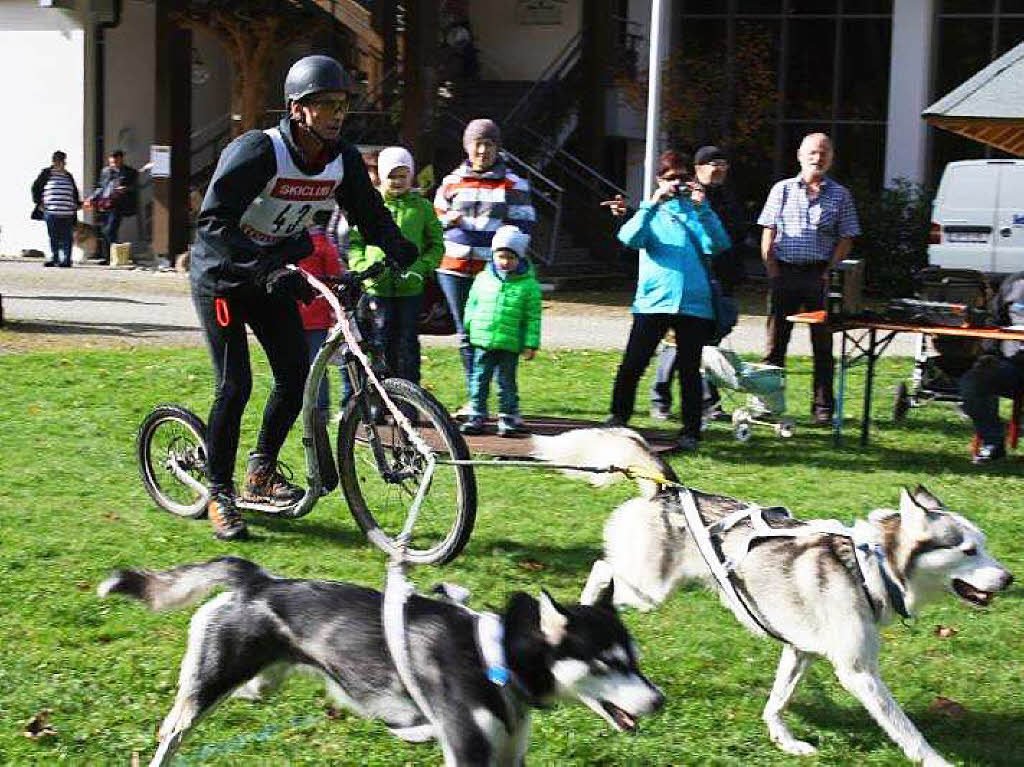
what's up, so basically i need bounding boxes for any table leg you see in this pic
[861,328,878,447]
[834,330,847,446]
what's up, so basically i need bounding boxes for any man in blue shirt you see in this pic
[757,133,860,424]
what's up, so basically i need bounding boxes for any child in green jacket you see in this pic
[460,225,542,437]
[348,146,443,385]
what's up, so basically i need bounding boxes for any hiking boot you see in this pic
[241,452,304,506]
[972,443,1007,465]
[460,416,486,435]
[207,491,248,541]
[650,405,671,420]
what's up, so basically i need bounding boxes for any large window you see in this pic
[674,1,893,212]
[930,2,1024,186]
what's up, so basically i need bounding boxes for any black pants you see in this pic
[610,313,713,438]
[764,261,834,416]
[194,287,309,492]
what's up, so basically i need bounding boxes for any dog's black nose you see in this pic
[652,688,667,712]
[1005,571,1015,588]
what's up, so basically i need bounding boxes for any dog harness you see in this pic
[676,488,911,640]
[383,563,531,741]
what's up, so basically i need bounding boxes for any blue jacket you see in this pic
[618,197,731,318]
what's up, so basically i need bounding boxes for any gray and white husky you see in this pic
[98,556,664,766]
[533,428,1014,766]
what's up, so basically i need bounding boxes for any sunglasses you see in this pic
[700,160,729,168]
[306,95,350,112]
[660,172,687,182]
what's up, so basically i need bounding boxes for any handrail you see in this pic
[503,31,582,126]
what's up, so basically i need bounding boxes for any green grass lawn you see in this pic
[1,347,1022,765]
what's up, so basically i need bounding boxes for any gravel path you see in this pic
[0,257,917,355]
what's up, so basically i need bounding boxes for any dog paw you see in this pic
[774,737,817,756]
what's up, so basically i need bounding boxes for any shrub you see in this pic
[850,178,933,298]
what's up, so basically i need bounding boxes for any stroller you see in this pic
[701,346,794,441]
[892,268,991,423]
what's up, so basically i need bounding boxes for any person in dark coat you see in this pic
[87,149,139,264]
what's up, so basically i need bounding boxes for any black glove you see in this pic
[333,270,364,305]
[386,238,419,271]
[265,268,316,305]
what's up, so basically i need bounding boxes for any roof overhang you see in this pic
[923,41,1024,156]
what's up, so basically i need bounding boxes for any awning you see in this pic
[923,41,1024,156]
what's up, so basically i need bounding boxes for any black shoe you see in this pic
[811,412,833,427]
[58,262,71,268]
[43,261,56,267]
[972,444,1007,465]
[672,435,700,453]
[460,416,486,435]
[207,492,248,540]
[241,453,304,506]
[604,415,628,427]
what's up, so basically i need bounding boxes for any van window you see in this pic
[943,164,999,209]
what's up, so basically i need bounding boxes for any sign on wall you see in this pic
[150,145,171,179]
[516,0,565,26]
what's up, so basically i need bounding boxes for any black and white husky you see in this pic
[98,557,664,766]
[533,428,1014,766]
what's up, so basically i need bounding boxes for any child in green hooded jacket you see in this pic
[348,146,443,384]
[460,225,541,437]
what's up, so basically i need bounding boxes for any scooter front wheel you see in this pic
[137,405,210,518]
[337,378,477,565]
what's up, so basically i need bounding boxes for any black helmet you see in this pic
[284,55,353,105]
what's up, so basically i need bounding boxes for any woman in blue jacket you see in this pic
[606,150,731,452]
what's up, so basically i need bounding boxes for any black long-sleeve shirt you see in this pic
[191,118,409,297]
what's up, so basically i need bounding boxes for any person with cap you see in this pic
[605,150,731,453]
[348,145,444,388]
[649,145,747,420]
[86,149,139,265]
[31,150,81,268]
[189,54,419,541]
[460,225,542,438]
[434,118,536,408]
[757,132,860,425]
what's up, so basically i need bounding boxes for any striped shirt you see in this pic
[434,159,535,277]
[757,175,860,265]
[43,170,78,216]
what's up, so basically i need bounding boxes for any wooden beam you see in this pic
[152,0,192,263]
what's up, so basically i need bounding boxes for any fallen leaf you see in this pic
[23,709,57,739]
[75,581,91,591]
[102,512,122,522]
[929,696,967,719]
[518,560,545,571]
[934,625,958,638]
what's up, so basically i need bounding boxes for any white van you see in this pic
[928,159,1024,274]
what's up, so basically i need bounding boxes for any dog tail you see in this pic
[530,427,677,499]
[97,556,269,611]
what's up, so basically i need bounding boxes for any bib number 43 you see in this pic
[271,203,314,234]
